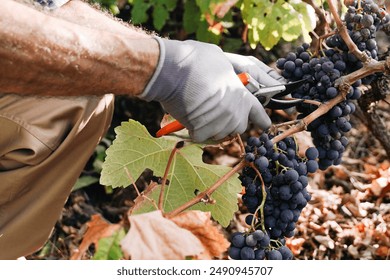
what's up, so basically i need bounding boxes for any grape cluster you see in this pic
[229,229,293,260]
[275,0,388,171]
[276,44,353,170]
[229,0,389,261]
[228,133,316,260]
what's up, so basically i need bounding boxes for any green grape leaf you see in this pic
[93,228,126,260]
[131,0,151,24]
[196,0,212,14]
[160,0,178,11]
[72,175,99,191]
[183,0,200,34]
[196,19,221,44]
[100,120,241,227]
[256,3,285,50]
[289,1,316,43]
[153,3,169,30]
[281,17,303,42]
[241,0,315,50]
[221,37,243,53]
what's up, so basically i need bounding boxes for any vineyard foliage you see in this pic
[91,0,317,49]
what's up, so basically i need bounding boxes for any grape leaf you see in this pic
[196,20,222,44]
[290,1,316,43]
[241,0,315,50]
[120,210,204,259]
[196,0,212,14]
[153,3,169,31]
[183,0,200,34]
[100,120,241,227]
[72,175,99,191]
[70,214,122,260]
[160,0,178,11]
[93,228,126,260]
[256,3,285,50]
[130,0,151,24]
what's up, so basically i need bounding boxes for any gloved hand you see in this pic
[224,52,286,85]
[139,38,278,142]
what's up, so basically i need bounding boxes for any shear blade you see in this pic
[272,78,309,99]
[266,98,304,109]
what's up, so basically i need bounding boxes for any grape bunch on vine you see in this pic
[228,0,390,260]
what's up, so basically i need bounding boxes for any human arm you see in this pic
[0,0,283,141]
[0,0,159,96]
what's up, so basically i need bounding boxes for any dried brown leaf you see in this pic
[121,210,203,260]
[170,210,230,259]
[71,214,122,260]
[376,246,390,258]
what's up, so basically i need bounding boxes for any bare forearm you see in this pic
[52,0,150,39]
[0,0,159,96]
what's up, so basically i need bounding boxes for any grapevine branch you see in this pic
[165,160,246,218]
[158,141,184,210]
[328,0,370,62]
[272,59,389,144]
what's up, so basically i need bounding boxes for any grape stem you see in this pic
[165,160,246,218]
[327,0,370,63]
[158,142,183,211]
[124,166,159,211]
[248,162,267,232]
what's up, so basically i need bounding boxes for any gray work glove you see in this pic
[139,38,276,142]
[224,53,295,115]
[224,53,286,85]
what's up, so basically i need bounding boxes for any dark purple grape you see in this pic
[240,246,255,260]
[228,247,241,260]
[278,246,293,260]
[267,250,283,260]
[306,160,319,173]
[231,234,245,248]
[305,147,319,160]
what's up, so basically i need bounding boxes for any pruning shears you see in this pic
[156,73,307,138]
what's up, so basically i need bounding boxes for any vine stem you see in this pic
[165,160,247,218]
[158,141,184,210]
[272,59,390,144]
[124,166,159,211]
[327,0,370,62]
[248,163,267,232]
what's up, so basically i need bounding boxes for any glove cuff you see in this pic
[138,36,166,102]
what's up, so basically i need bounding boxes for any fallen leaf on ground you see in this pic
[121,210,203,260]
[71,214,122,260]
[375,246,390,258]
[171,210,230,259]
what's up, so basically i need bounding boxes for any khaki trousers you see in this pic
[0,94,114,259]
